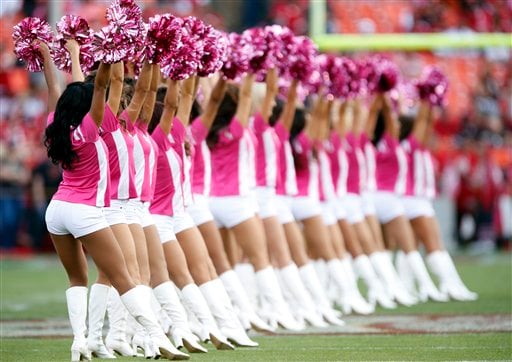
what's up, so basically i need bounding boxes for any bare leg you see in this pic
[50,234,89,287]
[382,216,416,253]
[198,221,232,275]
[410,216,442,253]
[353,221,380,254]
[162,241,195,289]
[176,227,217,285]
[129,223,151,285]
[230,217,269,271]
[338,219,363,258]
[110,223,141,285]
[222,228,242,267]
[282,222,309,267]
[143,225,170,288]
[262,216,292,268]
[302,216,336,260]
[366,215,388,250]
[328,224,347,259]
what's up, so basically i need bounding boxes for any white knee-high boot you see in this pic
[219,270,274,332]
[86,284,115,359]
[298,263,345,326]
[180,283,234,350]
[200,279,258,347]
[405,251,448,302]
[105,287,135,357]
[426,250,478,301]
[395,250,417,295]
[352,255,396,309]
[66,286,91,362]
[120,285,189,360]
[278,263,328,327]
[153,281,207,353]
[233,263,259,311]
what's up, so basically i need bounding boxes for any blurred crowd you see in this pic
[1,0,511,253]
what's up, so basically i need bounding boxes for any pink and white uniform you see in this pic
[316,140,342,225]
[423,149,437,200]
[45,111,111,238]
[322,132,348,222]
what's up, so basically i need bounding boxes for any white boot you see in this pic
[313,259,338,304]
[200,279,258,347]
[255,266,304,331]
[234,263,259,311]
[395,250,417,296]
[66,286,91,362]
[279,264,328,327]
[327,259,374,315]
[121,286,190,360]
[153,282,207,353]
[105,288,135,357]
[180,283,234,350]
[369,252,418,306]
[86,284,115,359]
[427,250,478,301]
[353,255,396,309]
[220,270,274,332]
[406,251,449,302]
[298,263,345,326]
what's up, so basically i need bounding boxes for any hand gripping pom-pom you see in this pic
[416,66,448,106]
[221,32,252,80]
[12,17,53,72]
[53,15,94,73]
[376,59,400,93]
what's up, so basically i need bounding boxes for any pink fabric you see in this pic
[149,125,184,216]
[190,118,211,196]
[51,111,111,207]
[133,120,158,202]
[209,117,250,196]
[316,143,337,202]
[245,124,258,190]
[252,112,281,188]
[100,106,137,200]
[170,118,193,206]
[343,132,366,194]
[361,133,377,193]
[325,132,349,197]
[274,122,298,196]
[292,131,319,198]
[423,149,437,199]
[401,135,425,197]
[375,132,408,195]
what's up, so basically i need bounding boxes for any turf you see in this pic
[1,253,511,361]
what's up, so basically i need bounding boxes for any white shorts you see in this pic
[291,196,322,221]
[340,193,365,224]
[209,195,256,228]
[151,214,177,244]
[330,199,347,220]
[173,211,196,234]
[361,192,377,216]
[320,202,337,226]
[371,191,405,224]
[402,196,435,220]
[45,200,109,238]
[103,199,128,226]
[275,195,295,224]
[125,199,143,225]
[248,190,260,215]
[256,187,278,219]
[186,194,215,226]
[140,202,155,228]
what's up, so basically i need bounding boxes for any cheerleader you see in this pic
[368,93,447,302]
[206,74,302,330]
[42,41,188,361]
[397,102,477,301]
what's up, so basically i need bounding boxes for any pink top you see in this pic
[190,118,211,196]
[316,143,337,202]
[375,132,408,195]
[209,118,251,196]
[245,123,258,190]
[100,106,137,200]
[325,132,349,197]
[252,113,281,189]
[343,132,366,194]
[170,119,193,207]
[50,112,110,207]
[423,149,437,199]
[401,135,425,197]
[149,125,184,216]
[274,122,298,196]
[292,131,319,199]
[133,120,158,202]
[361,133,377,193]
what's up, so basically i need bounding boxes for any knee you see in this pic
[68,272,88,287]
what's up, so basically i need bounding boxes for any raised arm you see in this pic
[38,41,60,113]
[107,61,124,115]
[235,73,256,127]
[176,75,197,126]
[159,78,180,135]
[412,100,430,144]
[65,39,84,82]
[381,93,399,139]
[364,95,383,136]
[139,64,160,124]
[199,75,215,110]
[281,79,298,131]
[260,68,278,122]
[335,100,350,137]
[124,61,152,123]
[90,62,112,127]
[200,76,227,129]
[305,94,325,140]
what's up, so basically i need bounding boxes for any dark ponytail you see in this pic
[206,85,238,148]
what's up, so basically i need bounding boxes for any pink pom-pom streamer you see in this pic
[416,66,448,106]
[198,27,227,77]
[12,17,53,72]
[376,59,400,92]
[146,14,183,64]
[221,32,252,80]
[53,15,94,73]
[287,36,318,83]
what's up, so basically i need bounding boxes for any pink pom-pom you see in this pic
[376,59,400,92]
[198,27,227,77]
[416,66,448,106]
[12,17,53,72]
[221,32,252,80]
[53,15,94,73]
[146,14,183,63]
[241,26,284,78]
[92,24,128,64]
[357,57,379,95]
[287,36,318,83]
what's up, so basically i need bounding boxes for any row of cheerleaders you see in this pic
[13,0,477,361]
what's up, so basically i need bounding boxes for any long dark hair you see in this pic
[189,99,202,123]
[269,97,284,127]
[398,113,415,141]
[206,84,238,148]
[148,101,164,134]
[44,82,94,170]
[289,107,306,142]
[372,109,386,146]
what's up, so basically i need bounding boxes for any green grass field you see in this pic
[1,253,511,361]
